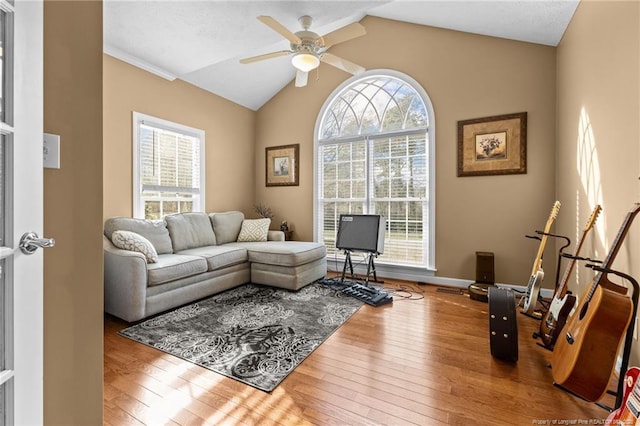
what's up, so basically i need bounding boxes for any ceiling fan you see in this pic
[240,15,366,87]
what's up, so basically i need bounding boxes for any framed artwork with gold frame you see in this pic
[457,112,527,177]
[265,144,299,186]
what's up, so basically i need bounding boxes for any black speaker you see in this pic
[475,251,495,284]
[336,214,385,254]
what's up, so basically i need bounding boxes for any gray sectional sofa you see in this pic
[103,211,327,322]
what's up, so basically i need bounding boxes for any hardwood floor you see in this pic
[104,279,612,425]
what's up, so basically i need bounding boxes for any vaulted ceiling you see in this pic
[103,1,579,111]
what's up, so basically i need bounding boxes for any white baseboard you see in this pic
[326,260,554,299]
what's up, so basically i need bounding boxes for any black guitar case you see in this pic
[488,286,518,362]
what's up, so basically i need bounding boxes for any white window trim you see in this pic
[132,112,205,219]
[313,69,436,280]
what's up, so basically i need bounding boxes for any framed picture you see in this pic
[265,144,299,186]
[457,112,527,177]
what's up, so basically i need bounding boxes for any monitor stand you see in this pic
[340,250,383,290]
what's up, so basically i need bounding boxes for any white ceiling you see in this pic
[103,0,579,111]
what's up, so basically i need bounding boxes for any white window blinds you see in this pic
[316,73,431,267]
[133,113,205,219]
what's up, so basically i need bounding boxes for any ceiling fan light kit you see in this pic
[240,15,366,87]
[291,52,320,72]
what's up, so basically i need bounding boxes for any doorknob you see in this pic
[18,232,55,255]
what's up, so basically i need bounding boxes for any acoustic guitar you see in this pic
[606,366,640,425]
[522,201,561,315]
[538,204,601,349]
[552,203,639,402]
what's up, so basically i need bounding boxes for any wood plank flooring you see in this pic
[104,279,612,425]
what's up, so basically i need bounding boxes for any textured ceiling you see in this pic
[104,1,579,110]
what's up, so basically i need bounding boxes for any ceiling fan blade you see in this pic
[240,50,291,64]
[321,52,365,75]
[321,22,366,47]
[257,16,301,44]
[295,70,308,87]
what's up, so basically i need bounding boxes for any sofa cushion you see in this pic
[210,211,244,244]
[147,254,208,286]
[251,257,327,290]
[177,245,248,271]
[104,217,173,254]
[111,230,159,263]
[165,213,217,252]
[229,241,326,267]
[237,218,271,242]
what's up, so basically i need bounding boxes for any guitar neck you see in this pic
[530,235,549,276]
[585,203,640,301]
[529,201,561,276]
[555,204,601,296]
[555,237,586,295]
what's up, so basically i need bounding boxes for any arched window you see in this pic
[314,70,435,275]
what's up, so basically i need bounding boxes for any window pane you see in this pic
[320,76,428,139]
[0,258,12,425]
[140,124,201,191]
[137,115,204,218]
[142,192,197,220]
[145,200,161,220]
[318,75,429,266]
[0,260,4,371]
[0,10,5,123]
[163,201,178,216]
[0,137,4,245]
[0,379,10,426]
[179,201,193,213]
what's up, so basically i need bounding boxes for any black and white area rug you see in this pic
[119,282,363,392]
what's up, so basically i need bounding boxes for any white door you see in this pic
[0,0,45,424]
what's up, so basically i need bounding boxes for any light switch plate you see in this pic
[43,133,60,169]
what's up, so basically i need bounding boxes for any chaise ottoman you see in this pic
[228,240,327,291]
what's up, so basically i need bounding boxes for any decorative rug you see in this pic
[119,282,363,392]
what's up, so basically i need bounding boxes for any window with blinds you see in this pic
[133,113,205,219]
[316,73,432,267]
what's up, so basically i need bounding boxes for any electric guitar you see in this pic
[538,204,601,349]
[606,366,640,425]
[522,201,561,315]
[552,203,639,402]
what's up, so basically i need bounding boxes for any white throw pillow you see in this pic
[112,230,159,263]
[237,218,271,242]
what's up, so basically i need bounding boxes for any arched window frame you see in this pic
[313,69,436,280]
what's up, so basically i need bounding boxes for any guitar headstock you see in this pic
[550,201,561,220]
[584,204,602,232]
[541,201,561,234]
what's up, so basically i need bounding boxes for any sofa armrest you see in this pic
[267,230,285,241]
[103,235,148,322]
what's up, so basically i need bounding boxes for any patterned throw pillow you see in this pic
[111,230,159,263]
[237,218,271,242]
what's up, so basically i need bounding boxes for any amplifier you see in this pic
[336,214,385,254]
[475,251,495,284]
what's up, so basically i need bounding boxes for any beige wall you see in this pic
[556,1,640,363]
[103,55,256,220]
[256,16,558,285]
[43,1,104,424]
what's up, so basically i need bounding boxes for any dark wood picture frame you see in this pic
[457,112,527,177]
[265,144,299,187]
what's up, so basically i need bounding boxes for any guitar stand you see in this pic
[589,265,638,412]
[553,265,639,412]
[523,231,572,320]
[531,232,571,345]
[537,231,572,290]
